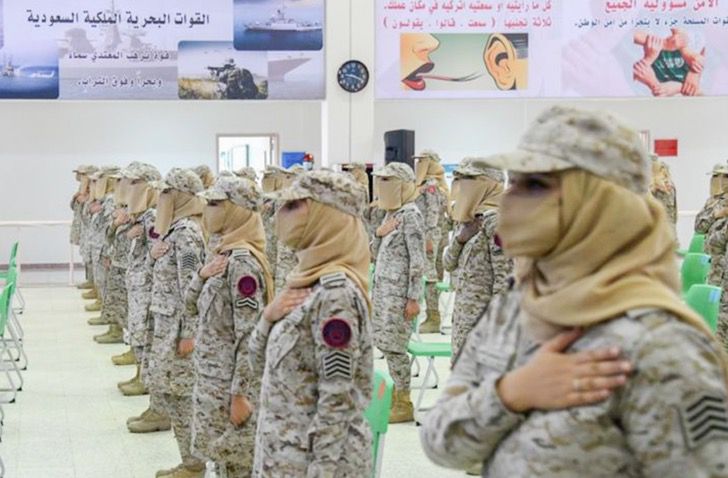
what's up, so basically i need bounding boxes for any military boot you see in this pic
[389,389,414,423]
[76,280,94,290]
[168,464,204,478]
[119,373,148,396]
[155,464,183,477]
[419,309,441,334]
[112,348,136,366]
[126,406,152,426]
[87,315,111,326]
[84,298,102,312]
[94,324,123,344]
[127,410,171,433]
[466,463,483,476]
[118,365,141,390]
[81,287,98,299]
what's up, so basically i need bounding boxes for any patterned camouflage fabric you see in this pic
[267,170,368,218]
[274,244,298,294]
[234,167,258,182]
[706,216,728,286]
[372,162,417,183]
[249,273,373,477]
[444,211,512,360]
[365,205,387,251]
[90,195,116,299]
[156,168,204,195]
[421,288,728,476]
[261,201,278,279]
[126,209,157,351]
[371,202,426,390]
[185,248,269,473]
[480,106,650,194]
[122,162,162,183]
[199,174,262,212]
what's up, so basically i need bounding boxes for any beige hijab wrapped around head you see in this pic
[155,190,204,236]
[451,175,503,223]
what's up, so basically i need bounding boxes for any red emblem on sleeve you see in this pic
[428,185,436,193]
[149,227,160,239]
[322,318,352,349]
[237,276,258,297]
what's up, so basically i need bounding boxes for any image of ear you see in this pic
[483,33,518,90]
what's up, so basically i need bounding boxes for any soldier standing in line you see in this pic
[147,169,206,478]
[702,164,728,286]
[185,175,273,477]
[413,151,450,334]
[86,166,120,320]
[249,171,373,477]
[421,106,728,476]
[273,166,302,293]
[260,166,283,277]
[694,163,728,235]
[443,158,512,362]
[71,165,97,291]
[194,165,216,189]
[649,154,678,239]
[371,162,426,423]
[123,164,172,432]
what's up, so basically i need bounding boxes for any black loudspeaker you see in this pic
[384,129,415,168]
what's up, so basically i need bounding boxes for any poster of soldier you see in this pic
[0,0,325,100]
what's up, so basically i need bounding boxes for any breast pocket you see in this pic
[198,277,224,321]
[269,321,301,371]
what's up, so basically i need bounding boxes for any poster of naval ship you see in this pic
[234,0,324,51]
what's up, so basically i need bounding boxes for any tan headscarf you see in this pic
[375,177,418,211]
[93,176,115,199]
[206,201,274,303]
[285,201,371,308]
[451,176,503,223]
[348,167,371,202]
[113,178,131,206]
[514,170,712,341]
[650,160,674,194]
[78,175,90,195]
[155,190,204,236]
[127,181,157,215]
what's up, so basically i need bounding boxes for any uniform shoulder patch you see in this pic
[148,227,160,239]
[232,249,251,259]
[321,318,352,349]
[235,297,259,310]
[320,272,347,289]
[322,350,353,380]
[679,393,728,450]
[179,252,199,273]
[427,185,436,194]
[237,275,258,297]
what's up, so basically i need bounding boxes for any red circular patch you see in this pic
[428,185,436,193]
[149,227,160,239]
[322,318,352,349]
[237,276,257,297]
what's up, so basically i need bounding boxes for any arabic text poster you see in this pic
[234,0,325,51]
[377,0,728,99]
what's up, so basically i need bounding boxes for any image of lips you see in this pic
[400,33,481,91]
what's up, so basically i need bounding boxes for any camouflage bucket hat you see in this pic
[73,165,99,175]
[372,162,416,182]
[154,168,204,195]
[480,106,650,194]
[709,163,728,176]
[455,157,505,183]
[413,150,442,163]
[266,170,367,217]
[122,163,162,183]
[89,165,121,180]
[199,175,262,212]
[235,167,258,182]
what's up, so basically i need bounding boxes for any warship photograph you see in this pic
[235,0,324,51]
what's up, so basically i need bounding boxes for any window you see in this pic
[217,134,279,175]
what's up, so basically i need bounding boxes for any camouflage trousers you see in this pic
[708,257,724,286]
[382,350,411,390]
[436,232,448,281]
[191,377,255,473]
[159,393,203,469]
[451,304,478,364]
[92,252,108,299]
[85,262,94,283]
[425,282,439,319]
[101,266,129,328]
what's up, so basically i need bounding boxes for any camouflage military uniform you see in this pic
[70,196,83,246]
[90,195,116,299]
[148,217,205,469]
[651,187,677,227]
[262,201,278,276]
[706,216,728,286]
[415,178,446,280]
[371,202,426,390]
[100,221,133,327]
[185,248,268,475]
[249,273,373,478]
[695,196,724,234]
[443,211,512,360]
[79,201,95,282]
[365,204,387,246]
[274,242,298,293]
[421,289,728,476]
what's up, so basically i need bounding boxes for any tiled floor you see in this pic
[0,286,465,478]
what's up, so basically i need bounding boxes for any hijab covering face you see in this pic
[375,177,418,211]
[275,199,371,306]
[204,200,274,303]
[416,157,451,204]
[710,175,722,196]
[78,175,90,195]
[128,181,157,215]
[451,175,503,223]
[113,178,132,206]
[154,189,204,236]
[93,176,112,199]
[497,169,711,342]
[261,174,277,193]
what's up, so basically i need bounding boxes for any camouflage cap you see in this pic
[199,174,261,212]
[372,162,416,183]
[193,165,213,177]
[479,106,650,194]
[288,164,305,175]
[455,157,505,183]
[709,163,728,176]
[154,168,204,194]
[73,165,99,175]
[266,170,367,217]
[234,167,258,182]
[89,165,121,180]
[122,162,162,183]
[413,150,442,163]
[342,162,367,171]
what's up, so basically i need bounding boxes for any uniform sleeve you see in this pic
[442,227,464,273]
[370,225,383,259]
[695,202,716,234]
[423,186,441,244]
[184,272,204,317]
[484,215,511,297]
[620,321,728,477]
[306,286,368,478]
[403,208,427,301]
[175,229,205,339]
[420,295,524,470]
[229,258,268,396]
[248,317,272,376]
[705,218,728,255]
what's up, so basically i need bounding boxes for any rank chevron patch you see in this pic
[680,393,728,449]
[322,351,353,380]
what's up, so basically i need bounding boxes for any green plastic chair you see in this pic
[678,234,706,257]
[0,282,22,402]
[681,253,711,296]
[407,341,452,425]
[685,284,722,332]
[0,243,18,280]
[364,370,394,478]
